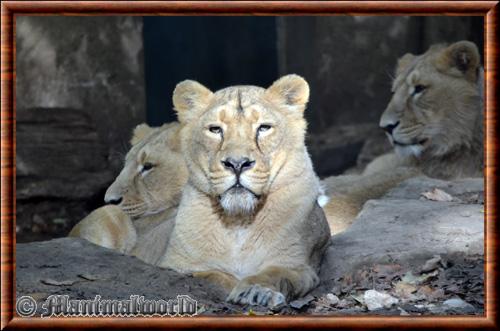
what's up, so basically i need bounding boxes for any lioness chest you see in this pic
[166,219,295,279]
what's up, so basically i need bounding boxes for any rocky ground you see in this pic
[16,176,484,317]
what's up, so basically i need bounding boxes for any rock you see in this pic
[16,238,241,315]
[384,177,484,201]
[16,108,113,200]
[364,290,398,311]
[443,298,475,310]
[16,108,115,242]
[16,16,146,241]
[289,294,315,310]
[320,176,484,282]
[326,293,340,306]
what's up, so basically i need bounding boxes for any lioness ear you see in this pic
[131,123,154,145]
[436,41,480,82]
[396,53,416,76]
[265,74,310,112]
[172,80,213,123]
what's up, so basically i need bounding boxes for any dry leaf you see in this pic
[41,278,79,286]
[421,255,442,273]
[421,188,453,202]
[394,282,417,299]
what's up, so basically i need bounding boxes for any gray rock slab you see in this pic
[16,238,241,315]
[320,177,484,282]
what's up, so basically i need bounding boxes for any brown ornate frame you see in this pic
[1,1,497,329]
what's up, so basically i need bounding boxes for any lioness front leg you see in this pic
[192,270,239,292]
[69,205,137,254]
[226,265,319,308]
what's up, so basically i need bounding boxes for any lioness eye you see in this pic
[209,126,223,134]
[142,162,154,172]
[413,85,426,94]
[258,124,272,133]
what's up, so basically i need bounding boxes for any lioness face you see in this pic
[380,41,482,158]
[104,123,188,218]
[173,75,309,216]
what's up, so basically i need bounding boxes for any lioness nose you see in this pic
[221,157,255,175]
[105,196,123,205]
[381,121,400,135]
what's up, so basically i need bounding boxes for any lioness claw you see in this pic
[227,284,286,308]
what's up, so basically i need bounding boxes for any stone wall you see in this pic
[16,16,146,242]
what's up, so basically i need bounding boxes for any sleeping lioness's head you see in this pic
[104,122,188,218]
[173,74,310,216]
[380,41,483,159]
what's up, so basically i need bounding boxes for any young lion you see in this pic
[69,122,189,265]
[322,40,484,234]
[158,75,331,308]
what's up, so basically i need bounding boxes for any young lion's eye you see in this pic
[413,85,426,95]
[208,126,223,135]
[257,124,272,133]
[141,162,154,172]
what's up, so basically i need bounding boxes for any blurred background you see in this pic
[15,16,483,242]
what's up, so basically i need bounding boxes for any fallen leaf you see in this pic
[351,293,365,305]
[417,286,444,302]
[364,290,398,311]
[394,282,417,299]
[401,270,438,285]
[421,188,453,202]
[421,255,442,273]
[77,273,101,281]
[40,278,79,286]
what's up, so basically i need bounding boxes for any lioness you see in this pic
[69,122,189,265]
[158,75,331,307]
[322,40,484,233]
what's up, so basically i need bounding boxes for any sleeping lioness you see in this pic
[69,122,188,265]
[158,75,331,308]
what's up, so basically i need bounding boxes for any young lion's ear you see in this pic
[172,80,213,123]
[265,74,310,112]
[131,123,154,145]
[396,53,416,76]
[436,41,481,82]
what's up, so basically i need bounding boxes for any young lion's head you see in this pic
[104,122,188,218]
[380,41,483,159]
[173,74,310,216]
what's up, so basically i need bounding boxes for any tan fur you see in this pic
[376,40,483,179]
[69,205,137,253]
[321,41,483,235]
[158,75,331,307]
[69,122,188,265]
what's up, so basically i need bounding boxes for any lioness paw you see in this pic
[227,284,285,308]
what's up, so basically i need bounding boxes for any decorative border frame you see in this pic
[1,1,497,329]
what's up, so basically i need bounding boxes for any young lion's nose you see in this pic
[221,157,255,175]
[381,121,400,135]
